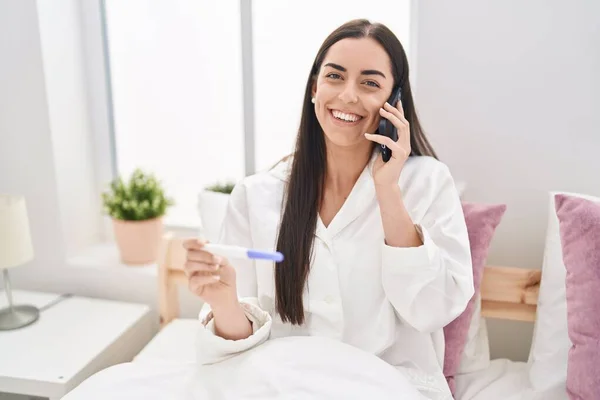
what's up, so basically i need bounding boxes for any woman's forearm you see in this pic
[212,301,253,340]
[376,184,423,248]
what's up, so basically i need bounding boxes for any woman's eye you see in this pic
[365,81,380,88]
[326,73,342,80]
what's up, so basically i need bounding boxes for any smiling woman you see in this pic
[276,19,439,327]
[183,18,473,400]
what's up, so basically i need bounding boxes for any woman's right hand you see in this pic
[182,239,239,311]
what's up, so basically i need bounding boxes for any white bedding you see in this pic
[62,319,568,400]
[454,358,568,400]
[133,319,198,365]
[62,333,426,400]
[454,358,528,400]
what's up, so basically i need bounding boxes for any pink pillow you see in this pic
[554,194,600,400]
[443,202,507,394]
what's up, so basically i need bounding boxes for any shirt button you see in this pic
[324,296,334,304]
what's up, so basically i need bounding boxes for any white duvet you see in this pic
[62,336,426,400]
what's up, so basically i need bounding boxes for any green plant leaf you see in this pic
[100,168,175,221]
[205,181,236,194]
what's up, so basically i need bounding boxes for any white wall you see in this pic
[0,0,66,270]
[415,0,600,360]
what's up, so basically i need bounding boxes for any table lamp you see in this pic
[0,194,38,330]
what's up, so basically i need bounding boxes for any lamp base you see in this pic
[0,304,40,330]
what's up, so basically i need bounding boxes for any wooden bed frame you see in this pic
[157,232,542,327]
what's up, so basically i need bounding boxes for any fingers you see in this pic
[383,101,407,123]
[184,251,229,276]
[364,133,403,152]
[188,271,221,291]
[365,133,410,160]
[183,238,231,280]
[185,260,220,274]
[183,238,230,264]
[379,106,407,130]
[187,249,223,264]
[182,238,208,251]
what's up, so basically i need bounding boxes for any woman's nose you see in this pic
[338,85,358,104]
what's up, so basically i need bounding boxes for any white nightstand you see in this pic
[0,290,156,400]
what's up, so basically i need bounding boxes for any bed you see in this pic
[61,233,549,400]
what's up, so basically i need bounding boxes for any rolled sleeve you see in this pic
[381,224,440,272]
[196,182,273,365]
[196,299,272,365]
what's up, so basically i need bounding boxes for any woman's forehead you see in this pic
[322,37,392,75]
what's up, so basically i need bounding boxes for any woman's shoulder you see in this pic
[403,155,450,176]
[399,155,456,196]
[402,155,452,179]
[231,157,290,199]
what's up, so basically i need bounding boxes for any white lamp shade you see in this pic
[0,195,34,269]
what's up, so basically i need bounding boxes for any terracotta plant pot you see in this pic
[112,217,164,265]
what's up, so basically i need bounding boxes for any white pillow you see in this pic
[456,183,491,376]
[458,295,490,374]
[527,191,600,392]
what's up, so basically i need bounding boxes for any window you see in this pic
[103,0,412,227]
[103,0,245,227]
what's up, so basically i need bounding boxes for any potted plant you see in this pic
[197,181,235,242]
[101,168,174,265]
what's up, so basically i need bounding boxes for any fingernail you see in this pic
[212,264,220,270]
[214,256,222,264]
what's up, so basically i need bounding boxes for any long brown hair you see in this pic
[275,19,437,325]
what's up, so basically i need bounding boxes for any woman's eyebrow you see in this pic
[362,69,386,79]
[323,62,387,79]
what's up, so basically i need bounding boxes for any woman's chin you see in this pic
[324,131,369,149]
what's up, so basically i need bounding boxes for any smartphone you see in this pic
[377,86,402,162]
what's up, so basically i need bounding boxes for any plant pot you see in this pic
[197,190,230,242]
[112,217,164,265]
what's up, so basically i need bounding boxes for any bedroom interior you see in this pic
[1,0,598,399]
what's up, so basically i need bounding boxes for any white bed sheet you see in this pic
[62,332,426,400]
[135,320,533,399]
[133,318,199,365]
[454,358,528,400]
[64,318,568,400]
[454,358,568,400]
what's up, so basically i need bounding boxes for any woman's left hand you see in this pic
[365,101,411,187]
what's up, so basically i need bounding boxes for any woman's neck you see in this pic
[324,142,372,194]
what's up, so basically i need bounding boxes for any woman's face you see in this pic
[312,37,394,149]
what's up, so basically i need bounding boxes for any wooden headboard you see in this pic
[157,232,542,327]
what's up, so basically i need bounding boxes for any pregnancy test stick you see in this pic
[203,243,284,263]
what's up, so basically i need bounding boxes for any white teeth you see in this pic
[332,110,361,122]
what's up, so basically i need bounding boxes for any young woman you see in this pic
[183,19,473,399]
